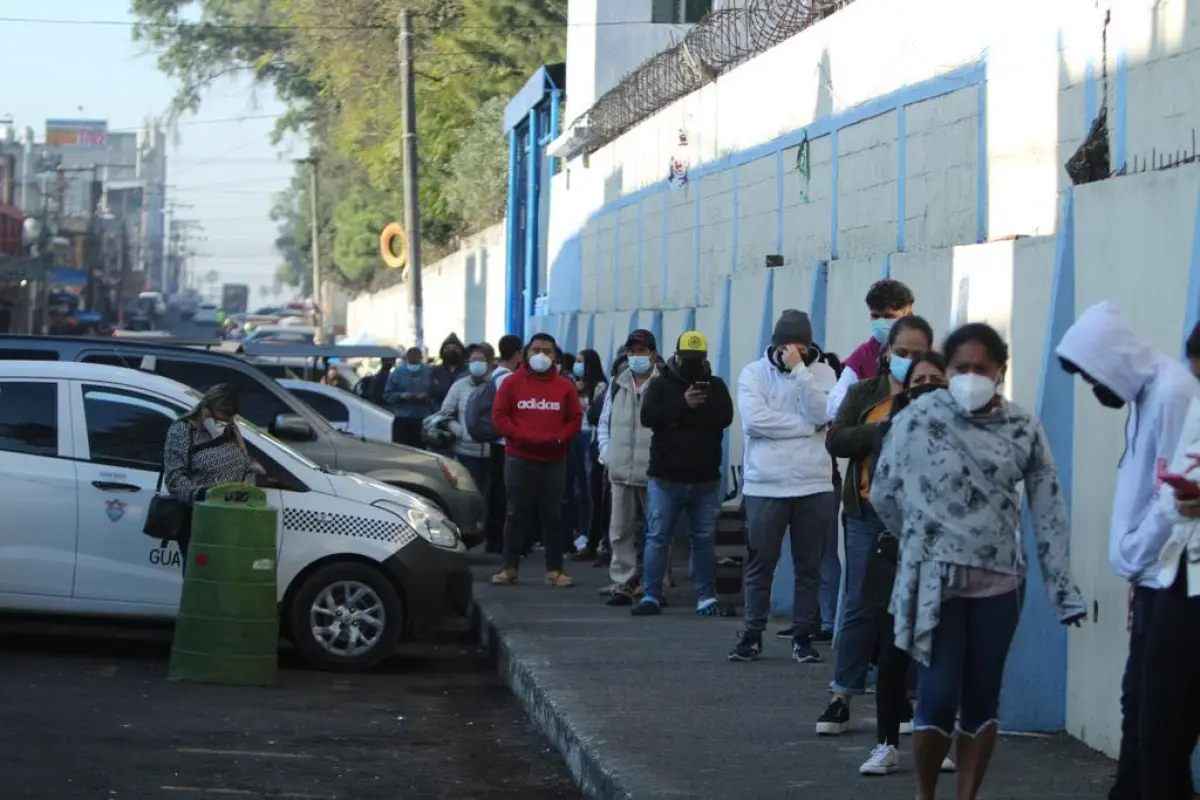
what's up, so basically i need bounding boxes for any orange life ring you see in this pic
[379,223,407,269]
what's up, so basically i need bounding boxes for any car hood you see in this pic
[325,468,442,514]
[332,434,438,470]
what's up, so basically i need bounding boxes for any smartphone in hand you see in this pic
[692,381,711,393]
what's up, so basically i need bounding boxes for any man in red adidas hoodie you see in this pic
[490,332,583,587]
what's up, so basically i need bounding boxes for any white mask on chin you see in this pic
[948,373,998,412]
[204,418,229,439]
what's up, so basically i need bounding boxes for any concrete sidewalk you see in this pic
[471,552,1116,799]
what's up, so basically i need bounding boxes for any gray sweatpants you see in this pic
[742,492,837,638]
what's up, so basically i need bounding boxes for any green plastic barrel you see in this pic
[169,483,280,687]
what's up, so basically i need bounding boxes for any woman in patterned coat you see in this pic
[869,323,1086,800]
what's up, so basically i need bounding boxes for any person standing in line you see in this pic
[632,331,734,616]
[428,333,467,406]
[827,279,916,419]
[483,334,523,554]
[490,332,582,587]
[856,350,951,777]
[816,315,934,736]
[571,349,609,562]
[362,355,395,406]
[871,322,1085,800]
[441,342,494,502]
[383,346,435,449]
[596,329,661,605]
[1055,301,1200,800]
[730,309,837,664]
[1139,394,1200,799]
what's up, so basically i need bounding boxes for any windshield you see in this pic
[237,417,322,471]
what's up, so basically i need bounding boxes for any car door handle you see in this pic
[92,481,142,492]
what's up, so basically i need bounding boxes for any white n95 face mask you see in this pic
[528,353,552,373]
[949,373,997,412]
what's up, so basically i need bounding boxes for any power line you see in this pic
[107,113,285,133]
[0,14,598,32]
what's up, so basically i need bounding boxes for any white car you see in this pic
[193,302,220,325]
[278,378,394,443]
[0,361,471,671]
[138,291,167,316]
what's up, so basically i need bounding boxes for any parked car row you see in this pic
[0,334,484,672]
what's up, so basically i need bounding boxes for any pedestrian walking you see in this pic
[730,309,837,663]
[632,330,734,616]
[489,332,583,587]
[871,323,1085,800]
[597,329,661,605]
[817,315,934,737]
[1056,301,1200,800]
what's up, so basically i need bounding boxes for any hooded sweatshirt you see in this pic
[491,363,583,462]
[1055,301,1200,587]
[870,390,1085,666]
[737,345,836,498]
[429,333,467,406]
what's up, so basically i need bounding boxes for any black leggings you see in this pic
[587,461,610,553]
[876,611,911,746]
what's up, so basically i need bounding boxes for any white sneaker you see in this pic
[941,756,957,772]
[859,743,900,776]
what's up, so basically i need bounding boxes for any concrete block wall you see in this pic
[346,223,506,352]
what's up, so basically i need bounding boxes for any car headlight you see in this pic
[373,499,460,549]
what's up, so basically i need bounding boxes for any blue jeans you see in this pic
[457,453,491,512]
[819,492,842,633]
[642,478,721,603]
[565,432,591,546]
[914,586,1025,737]
[830,502,887,695]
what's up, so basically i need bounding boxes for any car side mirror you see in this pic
[271,413,313,442]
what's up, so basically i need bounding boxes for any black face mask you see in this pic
[907,383,944,402]
[677,356,706,383]
[1093,384,1126,409]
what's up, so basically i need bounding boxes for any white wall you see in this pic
[346,223,507,353]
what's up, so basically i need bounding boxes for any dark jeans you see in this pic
[485,444,507,552]
[915,586,1025,737]
[1139,568,1197,800]
[586,456,609,552]
[561,433,589,552]
[457,452,490,520]
[1111,585,1162,800]
[503,455,567,572]
[831,502,887,695]
[393,417,424,449]
[742,492,836,638]
[876,611,910,746]
[820,490,842,633]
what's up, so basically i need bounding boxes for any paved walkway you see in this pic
[471,552,1116,799]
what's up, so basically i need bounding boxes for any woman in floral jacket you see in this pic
[869,323,1086,800]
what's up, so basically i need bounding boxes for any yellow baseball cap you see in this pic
[677,330,708,353]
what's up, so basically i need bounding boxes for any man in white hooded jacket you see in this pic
[730,309,837,664]
[1056,300,1200,800]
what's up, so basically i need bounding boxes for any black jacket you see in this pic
[429,333,467,406]
[640,359,734,483]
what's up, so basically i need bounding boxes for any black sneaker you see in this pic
[631,597,662,616]
[813,628,834,643]
[774,626,795,639]
[728,630,762,662]
[899,699,914,735]
[792,637,821,663]
[606,588,634,607]
[815,697,851,735]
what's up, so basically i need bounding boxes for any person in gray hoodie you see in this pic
[870,323,1085,800]
[441,342,495,502]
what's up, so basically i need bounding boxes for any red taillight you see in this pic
[439,459,458,488]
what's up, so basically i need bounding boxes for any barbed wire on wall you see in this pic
[564,0,854,158]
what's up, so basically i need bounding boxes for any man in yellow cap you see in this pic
[632,330,734,616]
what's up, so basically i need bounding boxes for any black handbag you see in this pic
[142,430,214,545]
[862,532,899,610]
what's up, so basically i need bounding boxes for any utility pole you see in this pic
[398,9,424,351]
[296,156,322,339]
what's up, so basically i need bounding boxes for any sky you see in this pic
[1,0,304,304]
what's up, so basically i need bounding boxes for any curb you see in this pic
[472,598,633,800]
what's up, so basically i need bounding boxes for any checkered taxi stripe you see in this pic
[282,508,419,547]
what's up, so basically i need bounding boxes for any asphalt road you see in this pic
[0,623,578,799]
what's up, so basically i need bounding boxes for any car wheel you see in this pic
[288,562,404,672]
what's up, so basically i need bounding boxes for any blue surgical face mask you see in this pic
[405,362,422,373]
[627,355,652,375]
[888,354,912,384]
[572,362,585,378]
[468,361,488,378]
[871,318,895,344]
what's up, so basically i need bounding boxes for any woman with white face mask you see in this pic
[869,323,1086,800]
[162,383,262,560]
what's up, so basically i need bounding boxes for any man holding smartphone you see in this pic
[634,331,734,616]
[1056,301,1200,800]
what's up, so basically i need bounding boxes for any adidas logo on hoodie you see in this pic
[517,398,562,411]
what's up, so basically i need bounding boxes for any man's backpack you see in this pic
[465,369,507,443]
[586,381,620,429]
